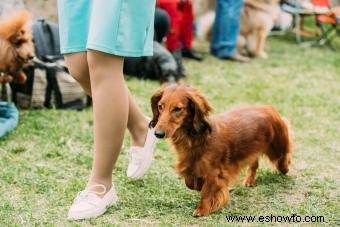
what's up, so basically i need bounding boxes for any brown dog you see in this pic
[0,10,34,84]
[150,85,292,216]
[238,0,281,58]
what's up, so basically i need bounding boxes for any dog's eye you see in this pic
[158,104,163,112]
[14,40,24,46]
[173,107,182,113]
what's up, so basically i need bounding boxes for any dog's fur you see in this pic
[238,0,281,58]
[0,10,34,84]
[150,85,293,216]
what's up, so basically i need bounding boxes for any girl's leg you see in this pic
[64,52,148,149]
[64,52,92,96]
[86,50,128,188]
[127,93,149,147]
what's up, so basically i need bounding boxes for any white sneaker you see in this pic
[127,127,157,179]
[67,184,118,220]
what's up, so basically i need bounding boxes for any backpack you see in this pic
[123,42,181,82]
[10,19,87,110]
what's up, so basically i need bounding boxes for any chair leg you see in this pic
[315,23,338,51]
[296,14,301,43]
[324,25,338,51]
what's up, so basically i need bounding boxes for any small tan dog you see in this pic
[238,0,281,59]
[0,10,34,84]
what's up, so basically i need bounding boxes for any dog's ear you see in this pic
[187,88,212,134]
[149,88,164,128]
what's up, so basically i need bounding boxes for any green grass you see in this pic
[1,36,339,226]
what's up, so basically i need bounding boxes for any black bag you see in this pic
[11,19,87,110]
[124,42,181,82]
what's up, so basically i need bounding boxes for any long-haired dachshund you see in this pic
[150,85,293,216]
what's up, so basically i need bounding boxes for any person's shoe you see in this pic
[182,48,204,61]
[67,184,118,220]
[127,127,157,180]
[222,52,250,63]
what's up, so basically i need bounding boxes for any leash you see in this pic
[32,57,66,71]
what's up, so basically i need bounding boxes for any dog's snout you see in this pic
[154,130,165,139]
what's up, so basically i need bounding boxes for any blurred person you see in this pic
[157,0,203,63]
[210,0,250,62]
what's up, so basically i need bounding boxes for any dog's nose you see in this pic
[28,55,34,60]
[154,130,165,139]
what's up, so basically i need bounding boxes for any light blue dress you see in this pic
[58,0,155,57]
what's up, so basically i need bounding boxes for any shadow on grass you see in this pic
[106,169,296,220]
[256,169,294,186]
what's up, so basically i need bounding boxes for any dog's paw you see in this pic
[193,207,209,217]
[12,71,27,84]
[0,75,13,84]
[243,177,256,187]
[257,51,268,59]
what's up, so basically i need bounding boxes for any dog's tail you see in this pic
[267,109,293,174]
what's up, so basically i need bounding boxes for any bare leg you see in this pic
[64,52,91,96]
[79,50,126,188]
[64,53,148,148]
[127,92,149,146]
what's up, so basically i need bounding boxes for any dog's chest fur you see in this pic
[172,127,227,179]
[175,146,208,178]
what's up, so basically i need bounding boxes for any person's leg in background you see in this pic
[210,0,249,62]
[179,0,203,61]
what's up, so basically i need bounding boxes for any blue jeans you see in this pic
[210,0,244,58]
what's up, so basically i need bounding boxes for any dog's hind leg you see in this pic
[243,159,259,187]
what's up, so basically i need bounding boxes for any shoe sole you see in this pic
[68,194,118,220]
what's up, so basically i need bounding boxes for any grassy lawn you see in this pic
[0,36,339,226]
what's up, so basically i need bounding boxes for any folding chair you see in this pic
[281,0,317,42]
[312,0,340,50]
